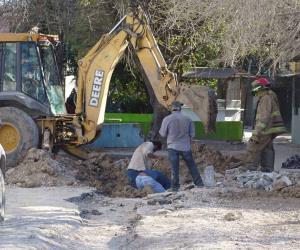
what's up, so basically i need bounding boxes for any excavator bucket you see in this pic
[176,83,218,133]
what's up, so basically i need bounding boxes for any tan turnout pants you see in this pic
[244,134,275,172]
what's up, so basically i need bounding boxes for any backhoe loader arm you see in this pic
[75,7,217,144]
[129,9,217,134]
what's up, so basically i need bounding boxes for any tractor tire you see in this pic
[0,107,39,168]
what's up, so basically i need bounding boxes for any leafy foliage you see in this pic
[3,0,299,110]
[107,64,152,113]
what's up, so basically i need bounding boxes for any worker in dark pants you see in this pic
[159,101,204,191]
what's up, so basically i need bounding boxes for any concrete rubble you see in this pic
[144,192,185,206]
[224,168,300,197]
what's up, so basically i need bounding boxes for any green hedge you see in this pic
[104,113,243,141]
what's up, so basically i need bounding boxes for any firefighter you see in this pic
[241,77,286,172]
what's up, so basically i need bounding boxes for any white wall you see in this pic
[181,99,226,121]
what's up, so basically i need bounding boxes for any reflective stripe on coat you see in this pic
[253,90,286,136]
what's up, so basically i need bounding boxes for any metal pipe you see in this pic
[109,15,127,35]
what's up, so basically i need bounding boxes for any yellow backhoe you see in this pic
[0,7,217,168]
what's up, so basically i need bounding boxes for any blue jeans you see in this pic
[144,169,171,190]
[127,169,139,188]
[136,175,165,193]
[127,169,171,190]
[168,149,203,191]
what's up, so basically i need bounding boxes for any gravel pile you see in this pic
[224,168,300,197]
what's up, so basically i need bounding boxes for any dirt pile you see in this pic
[74,153,151,198]
[72,142,242,197]
[192,143,240,173]
[60,151,200,197]
[8,143,299,199]
[6,148,78,187]
[5,148,159,197]
[4,142,241,195]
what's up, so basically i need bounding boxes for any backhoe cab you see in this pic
[0,7,217,168]
[0,33,66,167]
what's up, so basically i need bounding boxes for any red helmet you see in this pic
[251,77,271,94]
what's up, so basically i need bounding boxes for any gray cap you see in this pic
[171,101,182,111]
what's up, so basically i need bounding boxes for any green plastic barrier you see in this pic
[194,121,243,141]
[104,113,243,141]
[104,113,152,135]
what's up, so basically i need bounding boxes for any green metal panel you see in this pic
[104,113,243,141]
[104,113,152,135]
[194,121,243,141]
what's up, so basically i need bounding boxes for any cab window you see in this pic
[3,43,17,91]
[21,42,46,102]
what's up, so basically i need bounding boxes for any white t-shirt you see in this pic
[127,142,154,171]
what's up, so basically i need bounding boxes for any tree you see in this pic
[139,0,300,74]
[3,0,300,72]
[3,0,300,139]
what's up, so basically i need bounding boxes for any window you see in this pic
[39,44,60,87]
[21,42,46,102]
[3,43,17,91]
[39,43,66,114]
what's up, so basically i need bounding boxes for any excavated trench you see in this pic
[5,143,300,198]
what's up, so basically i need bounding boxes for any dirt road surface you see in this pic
[1,135,299,249]
[0,186,113,249]
[1,186,300,250]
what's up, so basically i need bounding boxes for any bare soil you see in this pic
[2,140,300,249]
[1,186,300,249]
[5,148,78,187]
[5,142,240,198]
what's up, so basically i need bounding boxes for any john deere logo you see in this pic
[89,69,104,107]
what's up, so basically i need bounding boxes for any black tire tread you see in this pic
[0,107,39,168]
